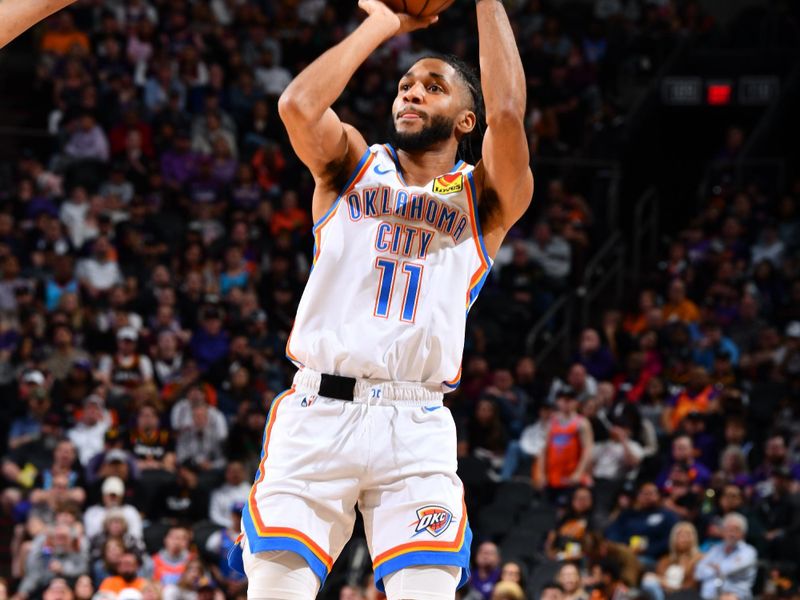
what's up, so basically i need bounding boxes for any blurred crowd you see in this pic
[3,0,791,599]
[451,168,800,600]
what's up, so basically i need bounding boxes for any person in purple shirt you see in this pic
[469,541,501,600]
[574,327,616,381]
[656,434,712,490]
[189,306,230,372]
[160,131,199,190]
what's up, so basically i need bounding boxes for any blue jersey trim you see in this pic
[311,147,373,234]
[236,512,330,585]
[373,524,472,592]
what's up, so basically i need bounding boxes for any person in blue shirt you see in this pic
[695,512,757,600]
[605,482,679,568]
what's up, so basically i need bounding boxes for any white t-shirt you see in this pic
[592,439,644,480]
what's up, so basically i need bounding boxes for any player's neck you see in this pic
[395,144,459,187]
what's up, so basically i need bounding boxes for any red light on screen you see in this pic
[707,83,732,105]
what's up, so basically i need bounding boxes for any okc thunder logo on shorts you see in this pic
[410,505,453,538]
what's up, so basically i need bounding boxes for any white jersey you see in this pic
[287,144,493,390]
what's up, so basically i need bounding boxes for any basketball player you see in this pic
[231,1,533,598]
[0,0,76,49]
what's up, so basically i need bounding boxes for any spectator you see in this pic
[529,221,571,288]
[754,467,800,561]
[76,237,122,299]
[557,563,587,600]
[663,368,718,434]
[470,541,501,600]
[64,113,110,163]
[535,387,593,500]
[152,527,193,587]
[540,582,566,600]
[575,328,616,381]
[498,560,526,592]
[589,559,631,600]
[656,435,712,490]
[490,581,524,600]
[83,476,143,541]
[97,327,154,398]
[662,279,701,325]
[694,513,757,600]
[605,483,679,568]
[175,403,228,472]
[67,394,111,466]
[641,521,702,600]
[751,432,800,495]
[16,524,89,599]
[205,503,246,599]
[43,324,90,380]
[208,462,249,528]
[98,552,148,595]
[545,486,596,560]
[128,402,175,472]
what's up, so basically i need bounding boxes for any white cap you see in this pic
[101,476,125,496]
[117,326,138,341]
[22,370,45,385]
[117,589,143,600]
[786,321,800,339]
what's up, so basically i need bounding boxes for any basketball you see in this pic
[380,0,456,18]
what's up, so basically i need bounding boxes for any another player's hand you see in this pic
[358,0,438,36]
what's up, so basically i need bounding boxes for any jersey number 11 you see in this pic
[373,258,424,323]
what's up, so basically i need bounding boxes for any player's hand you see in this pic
[358,0,438,36]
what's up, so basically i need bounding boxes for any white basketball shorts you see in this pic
[228,368,472,592]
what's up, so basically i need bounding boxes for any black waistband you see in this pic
[318,373,357,401]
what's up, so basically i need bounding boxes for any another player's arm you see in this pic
[0,0,76,49]
[278,1,436,214]
[473,0,534,254]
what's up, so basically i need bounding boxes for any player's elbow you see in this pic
[277,90,315,126]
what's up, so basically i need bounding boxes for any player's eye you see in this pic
[400,83,411,91]
[428,84,442,92]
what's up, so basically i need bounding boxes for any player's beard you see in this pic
[388,113,454,152]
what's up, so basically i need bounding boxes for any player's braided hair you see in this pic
[420,53,485,164]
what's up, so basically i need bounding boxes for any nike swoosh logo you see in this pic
[374,165,394,176]
[422,406,442,413]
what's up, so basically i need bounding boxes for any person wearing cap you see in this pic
[84,476,143,541]
[67,394,111,466]
[534,386,593,500]
[97,326,154,397]
[188,306,230,372]
[7,372,51,450]
[691,320,739,373]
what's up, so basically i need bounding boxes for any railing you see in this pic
[577,231,625,329]
[525,292,574,367]
[631,187,659,284]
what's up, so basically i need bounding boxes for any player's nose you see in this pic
[402,81,426,103]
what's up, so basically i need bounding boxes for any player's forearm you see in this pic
[476,0,527,123]
[0,0,76,49]
[279,15,397,124]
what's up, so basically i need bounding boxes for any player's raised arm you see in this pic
[0,0,76,49]
[278,0,436,186]
[474,0,534,237]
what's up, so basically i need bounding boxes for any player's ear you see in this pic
[456,109,476,137]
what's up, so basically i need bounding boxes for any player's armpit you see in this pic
[477,118,534,230]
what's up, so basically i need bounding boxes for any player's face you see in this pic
[390,58,471,152]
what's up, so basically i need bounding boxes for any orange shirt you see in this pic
[41,31,90,55]
[670,385,714,430]
[662,299,701,324]
[546,416,583,488]
[99,577,148,594]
